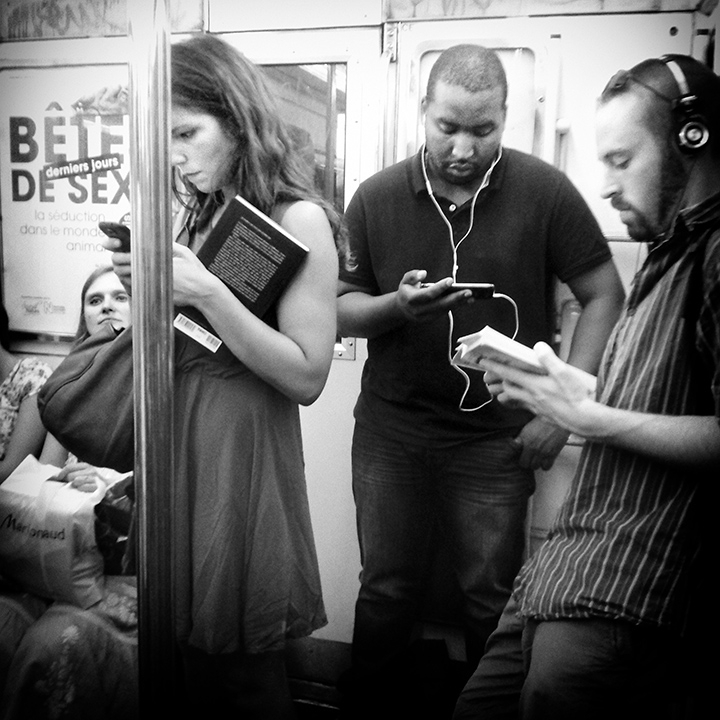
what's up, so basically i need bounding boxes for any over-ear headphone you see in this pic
[662,55,710,153]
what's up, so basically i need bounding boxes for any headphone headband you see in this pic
[663,57,691,96]
[661,55,710,152]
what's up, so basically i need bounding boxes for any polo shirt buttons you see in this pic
[449,204,456,211]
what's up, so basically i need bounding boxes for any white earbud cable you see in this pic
[422,146,519,411]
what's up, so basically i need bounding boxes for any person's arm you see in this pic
[40,433,130,492]
[172,201,339,406]
[336,279,406,339]
[485,342,720,469]
[563,259,626,374]
[337,272,478,339]
[572,405,720,467]
[38,432,70,467]
[511,259,625,470]
[0,395,48,482]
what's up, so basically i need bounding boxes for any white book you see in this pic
[452,325,547,375]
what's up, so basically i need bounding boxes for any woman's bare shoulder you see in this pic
[274,200,334,249]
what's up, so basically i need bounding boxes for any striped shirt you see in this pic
[515,192,720,634]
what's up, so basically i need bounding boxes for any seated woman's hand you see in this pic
[52,462,108,493]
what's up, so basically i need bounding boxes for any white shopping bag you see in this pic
[0,455,106,608]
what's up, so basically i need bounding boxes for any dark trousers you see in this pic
[345,425,534,717]
[454,595,694,720]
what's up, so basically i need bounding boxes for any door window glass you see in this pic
[260,64,346,214]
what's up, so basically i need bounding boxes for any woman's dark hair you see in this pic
[74,265,116,343]
[170,33,350,265]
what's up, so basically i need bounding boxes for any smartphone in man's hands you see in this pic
[421,281,495,299]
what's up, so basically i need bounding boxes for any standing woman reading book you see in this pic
[102,34,344,719]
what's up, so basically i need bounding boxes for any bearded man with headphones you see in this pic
[454,54,720,720]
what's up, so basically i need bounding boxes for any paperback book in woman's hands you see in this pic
[196,194,309,317]
[452,325,547,374]
[175,195,309,352]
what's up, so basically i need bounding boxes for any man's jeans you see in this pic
[350,424,534,684]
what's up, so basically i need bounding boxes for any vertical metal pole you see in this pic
[323,64,338,202]
[126,0,177,713]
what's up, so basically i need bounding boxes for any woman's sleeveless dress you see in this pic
[171,208,327,655]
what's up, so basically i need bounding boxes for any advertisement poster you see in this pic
[0,65,130,336]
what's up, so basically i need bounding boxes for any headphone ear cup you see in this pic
[677,117,710,151]
[674,99,710,152]
[662,57,711,153]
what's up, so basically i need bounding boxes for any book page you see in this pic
[195,195,308,320]
[453,326,547,375]
[208,220,286,303]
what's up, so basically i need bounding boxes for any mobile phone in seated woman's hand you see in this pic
[98,221,131,252]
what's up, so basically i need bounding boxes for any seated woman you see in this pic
[0,302,56,693]
[39,264,133,484]
[0,266,139,720]
[0,303,53,484]
[39,265,135,575]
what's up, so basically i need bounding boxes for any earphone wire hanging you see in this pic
[421,145,519,411]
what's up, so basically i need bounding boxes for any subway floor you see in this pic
[291,638,471,720]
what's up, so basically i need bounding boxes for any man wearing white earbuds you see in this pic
[337,44,626,718]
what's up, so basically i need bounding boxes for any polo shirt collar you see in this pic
[410,146,506,200]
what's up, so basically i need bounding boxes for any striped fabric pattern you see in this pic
[515,193,720,633]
